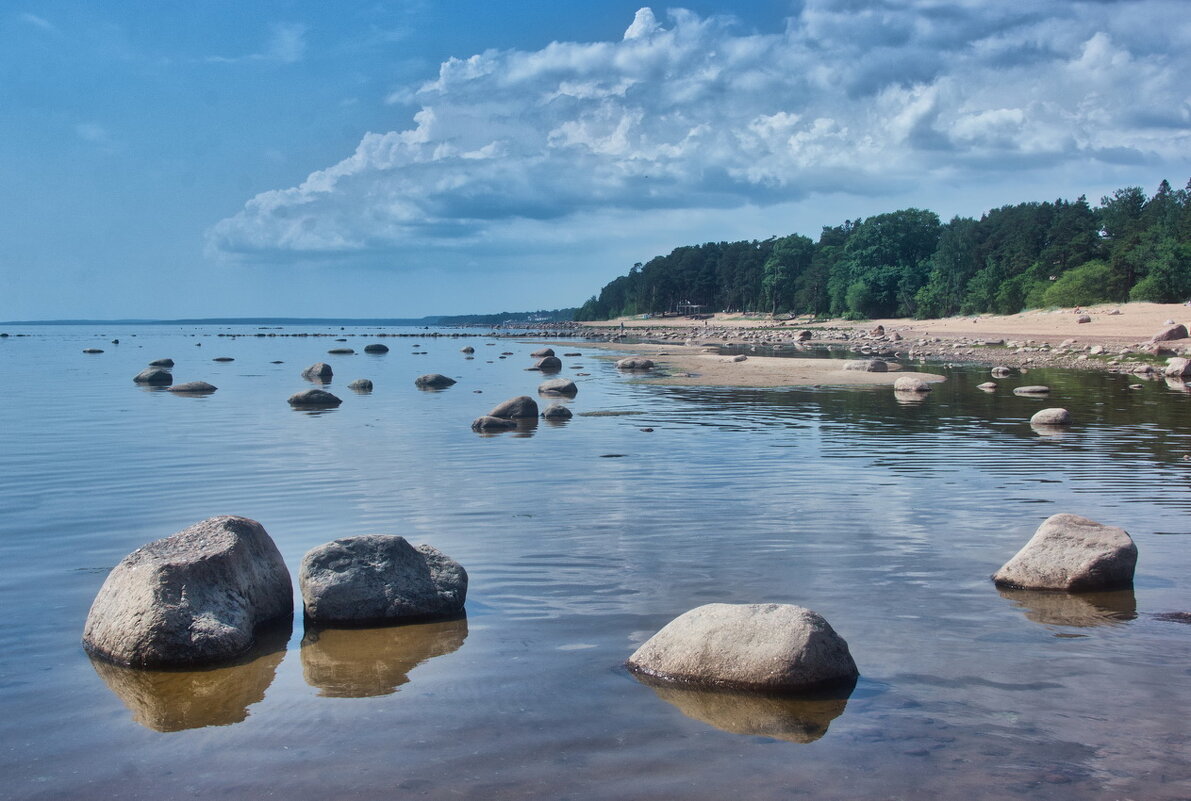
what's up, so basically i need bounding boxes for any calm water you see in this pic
[1,324,1189,801]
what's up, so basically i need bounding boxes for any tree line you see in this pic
[575,179,1191,321]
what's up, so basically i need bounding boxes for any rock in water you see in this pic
[893,377,932,393]
[530,356,562,372]
[627,603,858,692]
[133,368,172,385]
[616,358,655,370]
[541,403,573,419]
[363,344,389,354]
[301,362,333,381]
[538,378,578,397]
[149,358,175,367]
[1166,357,1191,377]
[1030,408,1071,426]
[414,373,456,388]
[993,514,1137,592]
[167,381,218,394]
[488,395,538,418]
[1013,385,1050,396]
[347,379,373,392]
[471,415,517,431]
[287,389,342,408]
[842,360,887,372]
[530,348,555,358]
[299,535,467,625]
[460,346,475,354]
[82,516,293,668]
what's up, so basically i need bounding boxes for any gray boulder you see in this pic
[82,516,293,668]
[133,368,172,385]
[842,360,887,372]
[530,348,555,358]
[414,373,456,389]
[1165,357,1191,377]
[299,535,467,625]
[149,358,175,368]
[488,395,538,419]
[471,415,517,431]
[460,346,475,354]
[301,362,333,381]
[530,356,562,372]
[992,513,1137,592]
[347,379,373,392]
[1030,408,1071,426]
[167,381,217,394]
[1013,385,1050,395]
[538,378,578,397]
[893,376,931,393]
[1151,323,1188,342]
[616,357,655,370]
[542,403,573,420]
[287,389,342,408]
[363,344,389,354]
[627,603,858,692]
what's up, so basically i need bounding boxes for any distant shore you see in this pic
[572,301,1191,385]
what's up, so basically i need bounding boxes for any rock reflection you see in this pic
[641,680,853,743]
[301,616,468,698]
[1030,423,1071,439]
[89,622,289,732]
[998,587,1137,627]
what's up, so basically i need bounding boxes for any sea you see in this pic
[1,322,1188,800]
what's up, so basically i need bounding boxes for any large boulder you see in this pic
[414,373,456,389]
[538,378,578,397]
[530,356,562,372]
[167,381,217,394]
[488,395,538,419]
[1151,323,1188,342]
[1165,357,1191,377]
[287,389,342,408]
[301,362,333,381]
[616,357,655,371]
[133,368,172,385]
[82,516,293,668]
[627,603,858,692]
[299,535,467,625]
[1030,408,1071,426]
[992,514,1137,592]
[893,376,932,393]
[842,360,887,372]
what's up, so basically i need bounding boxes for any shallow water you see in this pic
[1,324,1189,800]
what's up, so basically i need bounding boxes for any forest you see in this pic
[574,179,1191,321]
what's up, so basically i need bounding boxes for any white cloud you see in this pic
[19,13,56,32]
[210,2,1191,261]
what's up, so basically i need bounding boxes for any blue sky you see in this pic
[3,1,1189,320]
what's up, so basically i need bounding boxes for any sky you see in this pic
[2,1,1189,321]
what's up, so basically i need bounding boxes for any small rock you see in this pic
[842,360,887,372]
[83,348,104,354]
[893,377,932,393]
[1030,408,1071,426]
[977,382,997,391]
[363,344,389,354]
[538,378,578,397]
[541,403,573,420]
[488,396,538,419]
[287,389,342,408]
[1165,357,1191,378]
[327,348,355,355]
[133,368,172,385]
[731,354,748,362]
[149,358,175,367]
[167,381,217,394]
[529,356,562,372]
[300,535,466,625]
[414,374,456,389]
[213,357,234,362]
[347,379,373,392]
[1076,314,1092,324]
[460,346,475,354]
[992,514,1137,592]
[471,415,517,431]
[530,348,555,358]
[991,366,1011,378]
[301,362,333,381]
[616,358,655,371]
[1013,385,1050,396]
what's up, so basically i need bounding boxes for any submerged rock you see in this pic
[287,389,342,408]
[471,415,517,431]
[627,603,858,692]
[893,376,932,393]
[133,367,172,385]
[992,513,1137,592]
[414,373,456,389]
[167,381,217,394]
[488,395,538,419]
[347,379,373,392]
[299,535,467,625]
[82,516,293,668]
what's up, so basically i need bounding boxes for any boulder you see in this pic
[616,358,655,370]
[1151,323,1188,343]
[363,344,389,354]
[471,415,518,431]
[1077,314,1092,324]
[1013,385,1050,395]
[347,379,373,392]
[731,354,748,362]
[538,378,578,397]
[299,535,467,625]
[893,377,931,393]
[133,368,172,385]
[542,403,573,420]
[992,514,1137,592]
[414,373,456,389]
[460,346,475,354]
[301,362,333,381]
[167,381,217,394]
[82,516,293,668]
[327,348,355,355]
[1165,357,1191,378]
[796,330,813,342]
[1030,408,1071,426]
[149,358,175,367]
[530,348,555,358]
[488,395,538,419]
[842,360,887,372]
[530,356,562,372]
[626,603,858,692]
[287,389,342,408]
[991,366,1011,378]
[977,382,997,391]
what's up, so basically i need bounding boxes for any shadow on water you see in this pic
[636,676,855,743]
[300,616,469,698]
[88,620,291,732]
[997,587,1138,628]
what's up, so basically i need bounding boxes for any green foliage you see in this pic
[1039,260,1114,307]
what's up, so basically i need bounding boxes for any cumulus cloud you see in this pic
[210,1,1191,260]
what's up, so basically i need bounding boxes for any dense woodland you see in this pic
[575,179,1191,321]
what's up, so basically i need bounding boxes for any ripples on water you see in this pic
[1,325,1189,800]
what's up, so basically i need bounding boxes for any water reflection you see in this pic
[89,622,290,732]
[639,679,854,743]
[1030,423,1072,439]
[997,587,1137,627]
[301,616,469,698]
